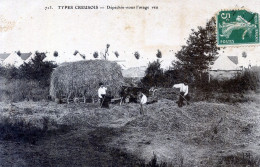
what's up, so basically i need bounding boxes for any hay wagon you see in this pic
[50,60,124,104]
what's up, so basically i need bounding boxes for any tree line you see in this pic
[140,17,259,93]
[0,51,57,87]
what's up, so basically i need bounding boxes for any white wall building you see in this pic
[3,52,24,67]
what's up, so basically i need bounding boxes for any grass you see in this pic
[0,77,50,102]
[0,91,260,166]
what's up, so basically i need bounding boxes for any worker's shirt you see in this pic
[141,94,147,104]
[173,83,188,96]
[98,87,107,98]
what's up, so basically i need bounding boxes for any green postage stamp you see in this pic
[217,9,259,46]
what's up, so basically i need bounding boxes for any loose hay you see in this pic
[49,60,124,100]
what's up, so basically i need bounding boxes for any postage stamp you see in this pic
[217,9,259,46]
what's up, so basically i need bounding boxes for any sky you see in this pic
[1,0,260,68]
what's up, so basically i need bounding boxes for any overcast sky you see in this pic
[1,0,260,68]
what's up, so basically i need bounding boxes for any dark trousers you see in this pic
[140,103,143,114]
[100,97,104,106]
[100,95,111,108]
[178,92,190,107]
[100,95,106,108]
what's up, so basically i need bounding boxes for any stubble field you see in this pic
[0,92,260,166]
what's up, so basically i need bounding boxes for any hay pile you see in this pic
[122,100,247,145]
[49,60,124,99]
[151,88,179,101]
[109,100,253,166]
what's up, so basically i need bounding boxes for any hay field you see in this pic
[0,92,260,166]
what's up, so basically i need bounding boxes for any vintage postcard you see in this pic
[1,0,260,166]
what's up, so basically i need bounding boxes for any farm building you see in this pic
[24,52,36,63]
[0,52,33,66]
[122,66,146,78]
[20,52,32,62]
[122,66,146,86]
[0,51,56,66]
[2,52,24,67]
[209,55,241,80]
[0,53,10,65]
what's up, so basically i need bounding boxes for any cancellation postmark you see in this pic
[217,9,259,46]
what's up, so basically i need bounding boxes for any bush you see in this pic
[0,79,49,102]
[18,52,57,87]
[190,69,260,102]
[0,65,4,76]
[222,70,260,93]
[0,52,57,102]
[141,60,194,88]
[0,52,56,86]
[1,65,19,80]
[207,70,260,93]
[141,60,163,87]
[141,60,175,88]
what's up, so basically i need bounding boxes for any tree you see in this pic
[73,50,85,59]
[17,50,21,56]
[141,59,164,87]
[0,65,4,77]
[103,44,110,60]
[114,51,119,58]
[73,50,79,56]
[53,51,59,57]
[3,65,19,80]
[134,51,140,60]
[156,49,162,58]
[242,51,247,58]
[173,17,220,82]
[145,59,163,76]
[93,52,99,58]
[19,51,57,87]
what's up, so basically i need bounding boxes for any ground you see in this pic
[0,92,260,166]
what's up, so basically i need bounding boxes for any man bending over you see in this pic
[173,81,189,107]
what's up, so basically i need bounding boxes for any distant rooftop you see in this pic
[20,52,32,60]
[212,55,238,65]
[122,66,146,78]
[0,53,10,60]
[227,56,238,65]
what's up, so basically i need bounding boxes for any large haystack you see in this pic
[50,60,124,100]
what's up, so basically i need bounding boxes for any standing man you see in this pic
[98,82,107,108]
[139,92,147,114]
[173,81,189,107]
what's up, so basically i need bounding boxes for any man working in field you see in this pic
[98,82,107,108]
[139,92,147,114]
[172,81,189,107]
